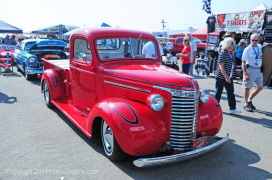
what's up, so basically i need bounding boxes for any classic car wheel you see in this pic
[24,66,32,80]
[197,49,205,59]
[16,64,21,72]
[101,120,128,161]
[43,81,54,108]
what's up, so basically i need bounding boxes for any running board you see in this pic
[51,100,91,137]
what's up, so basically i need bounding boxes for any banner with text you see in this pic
[0,45,16,50]
[216,10,265,32]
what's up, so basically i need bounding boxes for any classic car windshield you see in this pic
[95,37,158,61]
[25,42,37,51]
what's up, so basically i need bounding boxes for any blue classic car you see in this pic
[14,39,67,80]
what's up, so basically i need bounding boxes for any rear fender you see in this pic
[41,69,65,100]
[87,98,168,156]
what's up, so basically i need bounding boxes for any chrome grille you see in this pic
[170,93,199,151]
[37,62,44,68]
[152,86,200,151]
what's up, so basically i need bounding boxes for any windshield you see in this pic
[95,37,158,61]
[25,42,37,51]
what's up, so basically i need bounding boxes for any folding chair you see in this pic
[0,51,14,75]
[234,65,243,83]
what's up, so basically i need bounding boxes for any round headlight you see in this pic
[200,89,210,103]
[148,94,165,111]
[28,57,35,63]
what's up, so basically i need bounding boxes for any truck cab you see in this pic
[41,27,228,168]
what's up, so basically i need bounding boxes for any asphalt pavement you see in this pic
[0,65,272,180]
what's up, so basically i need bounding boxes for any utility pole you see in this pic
[161,19,166,30]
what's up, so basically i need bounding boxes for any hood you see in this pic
[101,62,198,90]
[29,40,67,51]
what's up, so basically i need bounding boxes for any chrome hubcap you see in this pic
[44,82,49,103]
[102,121,114,155]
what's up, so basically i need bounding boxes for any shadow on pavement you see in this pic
[0,92,17,104]
[224,111,272,129]
[50,107,272,179]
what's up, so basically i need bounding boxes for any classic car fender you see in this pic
[41,69,65,100]
[197,95,223,136]
[87,98,168,156]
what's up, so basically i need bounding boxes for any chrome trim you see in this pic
[133,134,229,168]
[153,86,199,151]
[153,86,198,98]
[25,68,43,75]
[104,80,151,93]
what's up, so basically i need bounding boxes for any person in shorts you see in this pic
[241,33,263,112]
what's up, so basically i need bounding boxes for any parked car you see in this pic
[169,35,213,58]
[14,39,67,80]
[41,27,228,168]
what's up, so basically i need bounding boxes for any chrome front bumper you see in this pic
[133,134,229,168]
[26,68,43,75]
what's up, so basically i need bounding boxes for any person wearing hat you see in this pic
[3,35,11,45]
[235,39,246,66]
[218,32,237,54]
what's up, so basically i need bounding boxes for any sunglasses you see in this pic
[252,40,258,42]
[184,40,188,41]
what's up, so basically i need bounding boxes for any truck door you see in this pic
[69,37,96,111]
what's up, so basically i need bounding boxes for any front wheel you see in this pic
[101,120,128,161]
[24,66,32,80]
[197,49,205,59]
[43,81,54,108]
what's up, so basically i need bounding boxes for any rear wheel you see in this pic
[43,81,54,108]
[101,120,128,161]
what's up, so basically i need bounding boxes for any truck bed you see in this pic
[44,59,70,70]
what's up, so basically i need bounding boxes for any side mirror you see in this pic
[77,53,87,62]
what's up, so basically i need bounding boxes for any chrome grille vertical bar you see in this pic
[153,85,199,151]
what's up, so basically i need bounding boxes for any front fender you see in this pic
[87,98,168,156]
[197,95,223,136]
[41,69,65,100]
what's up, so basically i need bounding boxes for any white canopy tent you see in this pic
[251,3,271,11]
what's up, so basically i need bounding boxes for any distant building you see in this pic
[150,27,197,42]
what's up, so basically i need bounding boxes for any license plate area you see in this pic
[191,137,207,150]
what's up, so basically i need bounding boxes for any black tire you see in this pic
[16,64,21,72]
[197,49,205,59]
[101,120,128,161]
[24,65,32,80]
[43,81,54,108]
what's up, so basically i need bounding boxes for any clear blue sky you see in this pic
[0,0,271,33]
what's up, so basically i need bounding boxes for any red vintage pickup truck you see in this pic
[41,27,228,168]
[169,35,212,58]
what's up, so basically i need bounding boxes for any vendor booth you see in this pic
[0,20,23,34]
[26,24,79,39]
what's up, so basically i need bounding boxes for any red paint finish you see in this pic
[41,27,223,157]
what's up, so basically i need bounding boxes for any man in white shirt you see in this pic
[166,41,173,54]
[241,33,263,112]
[186,33,197,76]
[142,41,163,58]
